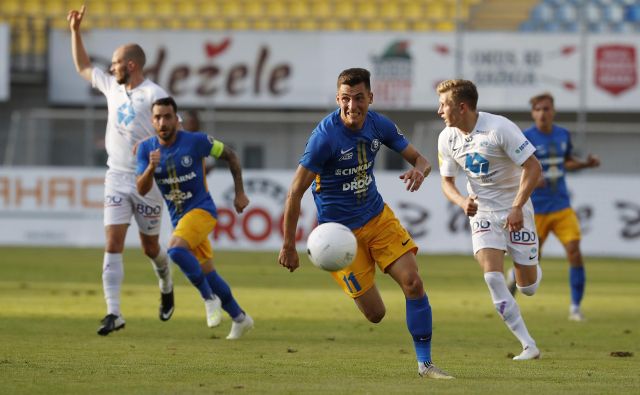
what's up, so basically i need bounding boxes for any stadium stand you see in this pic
[521,0,640,32]
[0,0,484,73]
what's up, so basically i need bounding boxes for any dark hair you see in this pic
[529,92,555,109]
[436,79,479,110]
[337,68,371,90]
[122,43,146,68]
[151,97,178,114]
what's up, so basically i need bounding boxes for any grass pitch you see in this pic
[1,247,638,394]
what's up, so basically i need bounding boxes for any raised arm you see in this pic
[278,165,316,272]
[218,145,249,214]
[67,5,92,82]
[399,143,431,192]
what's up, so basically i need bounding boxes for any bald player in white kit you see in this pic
[68,5,179,335]
[436,79,543,360]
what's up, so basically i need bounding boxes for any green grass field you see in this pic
[1,247,638,394]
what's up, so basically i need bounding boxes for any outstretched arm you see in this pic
[399,144,431,192]
[218,145,249,214]
[278,165,316,272]
[67,5,92,82]
[565,153,600,171]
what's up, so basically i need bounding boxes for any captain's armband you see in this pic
[210,140,224,159]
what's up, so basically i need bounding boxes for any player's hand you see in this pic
[148,149,160,169]
[278,246,300,272]
[399,168,425,192]
[234,192,249,214]
[67,4,85,32]
[586,154,600,168]
[506,206,524,232]
[462,194,478,217]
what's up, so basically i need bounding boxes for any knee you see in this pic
[364,308,385,324]
[141,241,160,258]
[400,273,424,299]
[517,265,542,296]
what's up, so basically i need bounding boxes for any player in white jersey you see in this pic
[436,79,543,360]
[68,5,177,335]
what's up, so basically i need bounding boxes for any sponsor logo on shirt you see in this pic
[117,102,136,126]
[157,171,197,185]
[515,140,530,154]
[335,162,373,176]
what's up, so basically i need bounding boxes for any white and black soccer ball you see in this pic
[306,222,357,272]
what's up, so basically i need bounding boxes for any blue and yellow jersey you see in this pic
[300,109,409,229]
[136,131,223,226]
[523,125,573,214]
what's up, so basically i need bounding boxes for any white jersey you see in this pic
[92,68,168,173]
[438,111,536,211]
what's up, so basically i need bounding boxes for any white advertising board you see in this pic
[0,167,638,258]
[0,24,9,101]
[48,30,640,111]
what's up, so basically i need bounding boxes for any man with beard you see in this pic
[68,5,197,335]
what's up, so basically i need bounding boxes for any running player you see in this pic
[136,97,253,339]
[68,5,174,335]
[436,79,543,360]
[278,68,452,379]
[522,92,600,321]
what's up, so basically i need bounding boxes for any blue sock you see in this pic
[569,266,586,306]
[206,270,242,320]
[168,247,213,300]
[406,294,432,364]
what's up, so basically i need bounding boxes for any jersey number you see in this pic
[465,153,490,175]
[342,272,361,294]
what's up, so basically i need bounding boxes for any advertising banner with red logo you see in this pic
[1,167,638,258]
[49,30,640,111]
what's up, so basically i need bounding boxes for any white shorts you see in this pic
[470,201,539,265]
[103,169,163,235]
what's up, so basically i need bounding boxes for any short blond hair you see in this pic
[436,79,478,110]
[529,92,554,109]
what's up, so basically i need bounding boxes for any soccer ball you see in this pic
[306,222,357,272]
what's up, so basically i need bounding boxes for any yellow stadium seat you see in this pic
[297,18,319,31]
[367,19,387,31]
[357,0,378,20]
[310,0,332,19]
[185,19,206,30]
[175,0,198,18]
[380,1,401,19]
[389,19,410,31]
[435,19,455,31]
[230,18,250,30]
[44,0,66,17]
[266,0,287,18]
[334,1,355,19]
[205,18,227,30]
[22,0,42,16]
[401,0,424,21]
[243,0,264,18]
[412,20,432,31]
[289,0,310,19]
[197,1,220,18]
[221,0,243,18]
[345,19,364,30]
[117,17,138,29]
[149,0,173,17]
[425,2,448,20]
[141,18,162,30]
[320,18,342,31]
[109,1,130,17]
[3,0,22,15]
[86,1,109,18]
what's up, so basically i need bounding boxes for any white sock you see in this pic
[103,252,124,316]
[517,264,542,296]
[484,271,536,349]
[151,248,173,294]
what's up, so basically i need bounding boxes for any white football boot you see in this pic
[204,296,223,328]
[513,345,541,360]
[226,314,254,340]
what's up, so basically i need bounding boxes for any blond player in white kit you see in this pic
[436,79,543,360]
[68,5,178,335]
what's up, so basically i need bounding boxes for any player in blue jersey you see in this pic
[278,68,452,379]
[521,92,600,321]
[137,97,254,339]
